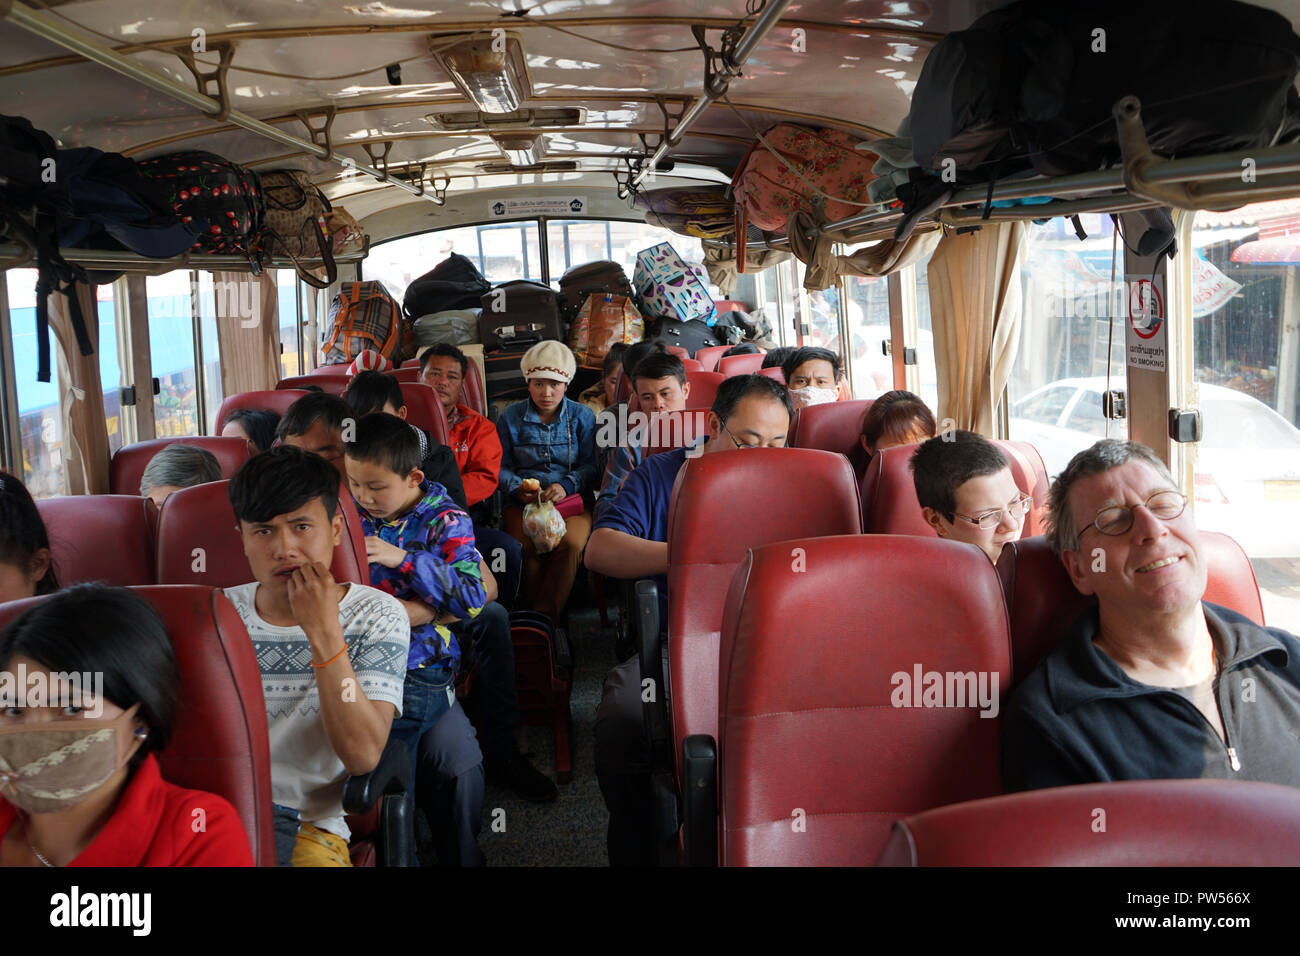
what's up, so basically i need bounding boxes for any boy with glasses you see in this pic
[1002,439,1300,792]
[910,431,1031,562]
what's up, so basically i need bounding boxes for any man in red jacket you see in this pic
[419,345,502,511]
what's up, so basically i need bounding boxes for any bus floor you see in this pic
[414,601,614,867]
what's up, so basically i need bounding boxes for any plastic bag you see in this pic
[523,498,567,553]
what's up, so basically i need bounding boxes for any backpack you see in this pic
[647,317,721,357]
[730,124,878,231]
[403,253,491,318]
[136,150,267,266]
[558,260,638,324]
[0,116,90,382]
[323,281,403,365]
[260,169,338,289]
[633,242,716,327]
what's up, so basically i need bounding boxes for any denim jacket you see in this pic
[496,397,599,497]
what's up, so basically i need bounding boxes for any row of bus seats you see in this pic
[273,374,451,445]
[617,406,1274,864]
[689,531,1282,866]
[27,479,407,865]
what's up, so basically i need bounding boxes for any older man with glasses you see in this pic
[1002,438,1300,793]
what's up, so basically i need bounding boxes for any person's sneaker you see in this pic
[486,751,559,802]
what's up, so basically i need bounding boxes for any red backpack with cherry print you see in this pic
[136,150,267,270]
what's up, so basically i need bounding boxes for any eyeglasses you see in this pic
[720,420,784,451]
[951,494,1033,531]
[1077,489,1188,538]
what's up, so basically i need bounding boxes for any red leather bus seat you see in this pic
[860,440,1050,537]
[36,494,156,587]
[665,346,689,359]
[788,399,874,479]
[216,390,312,430]
[669,449,861,784]
[155,479,367,588]
[1000,531,1265,686]
[396,361,486,417]
[680,358,704,373]
[278,374,347,395]
[111,436,251,495]
[397,382,450,445]
[717,353,765,377]
[694,345,734,373]
[877,779,1300,866]
[757,367,785,384]
[0,585,276,866]
[719,535,1010,866]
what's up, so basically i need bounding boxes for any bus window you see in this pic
[145,273,200,439]
[915,263,939,414]
[366,222,544,303]
[276,271,302,378]
[1193,201,1300,632]
[196,273,223,435]
[5,270,65,498]
[545,219,707,288]
[1007,217,1126,477]
[843,274,892,397]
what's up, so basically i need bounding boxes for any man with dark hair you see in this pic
[721,342,760,358]
[223,446,410,867]
[586,373,794,865]
[1003,439,1300,794]
[276,392,351,468]
[595,350,692,520]
[761,346,795,371]
[909,430,1030,563]
[782,346,842,409]
[343,371,467,510]
[419,345,503,514]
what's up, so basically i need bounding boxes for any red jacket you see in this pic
[0,753,254,867]
[448,404,503,507]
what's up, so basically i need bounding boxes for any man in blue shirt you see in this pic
[586,374,794,866]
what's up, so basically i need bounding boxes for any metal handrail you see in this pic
[0,237,370,276]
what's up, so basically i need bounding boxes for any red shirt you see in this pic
[0,754,254,867]
[447,403,503,507]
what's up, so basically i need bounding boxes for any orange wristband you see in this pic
[311,643,349,669]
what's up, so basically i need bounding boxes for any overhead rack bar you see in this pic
[0,237,370,276]
[2,1,430,201]
[634,0,794,186]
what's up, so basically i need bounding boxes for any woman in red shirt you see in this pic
[0,585,253,867]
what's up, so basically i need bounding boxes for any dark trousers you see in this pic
[474,524,522,611]
[391,667,485,867]
[593,657,655,866]
[451,601,519,761]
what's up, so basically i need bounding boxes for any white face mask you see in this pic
[790,386,839,409]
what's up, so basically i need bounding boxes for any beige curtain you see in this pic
[704,243,791,296]
[927,222,1028,434]
[47,282,110,495]
[213,271,282,396]
[785,210,941,291]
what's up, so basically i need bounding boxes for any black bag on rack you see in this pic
[648,316,721,357]
[558,260,637,322]
[479,280,563,351]
[403,253,491,318]
[483,337,539,411]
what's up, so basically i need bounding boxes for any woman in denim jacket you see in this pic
[496,341,598,625]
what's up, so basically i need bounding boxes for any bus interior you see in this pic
[1,0,1300,874]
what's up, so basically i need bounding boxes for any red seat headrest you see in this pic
[719,535,1010,866]
[397,382,450,445]
[110,437,251,496]
[36,494,156,587]
[717,352,766,377]
[216,390,311,431]
[156,479,367,588]
[0,585,276,866]
[860,439,1050,537]
[877,779,1300,866]
[788,399,874,477]
[278,374,346,395]
[694,345,735,373]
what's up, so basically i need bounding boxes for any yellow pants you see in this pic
[290,821,353,868]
